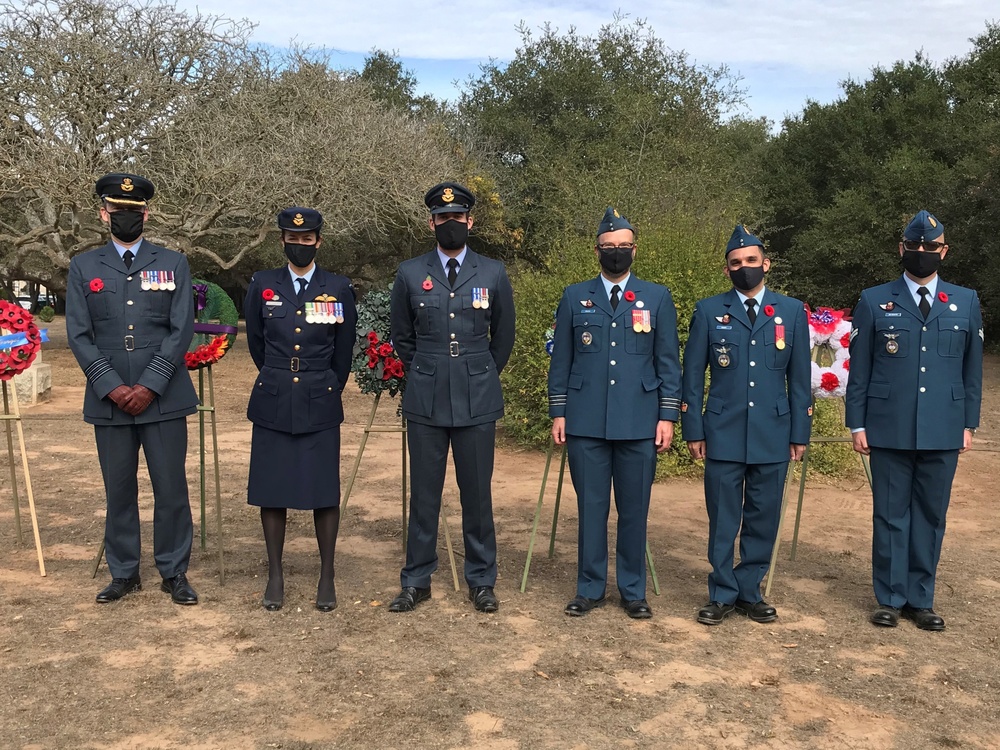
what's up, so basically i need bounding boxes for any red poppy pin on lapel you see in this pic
[764,304,775,317]
[262,288,275,300]
[938,291,948,303]
[624,290,635,302]
[89,278,104,293]
[422,276,433,291]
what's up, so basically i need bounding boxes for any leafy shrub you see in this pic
[37,305,55,322]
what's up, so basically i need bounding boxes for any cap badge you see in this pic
[293,213,305,227]
[613,209,620,218]
[929,216,937,228]
[442,188,455,203]
[121,178,134,192]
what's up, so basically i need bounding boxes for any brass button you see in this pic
[296,310,302,316]
[450,333,456,340]
[127,276,133,281]
[327,387,333,392]
[450,293,455,298]
[293,377,299,383]
[128,324,134,330]
[295,327,301,333]
[294,345,301,351]
[449,313,455,319]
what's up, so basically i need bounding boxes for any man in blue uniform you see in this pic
[244,207,357,612]
[548,207,681,619]
[66,173,200,605]
[682,225,811,626]
[847,210,983,631]
[388,182,515,613]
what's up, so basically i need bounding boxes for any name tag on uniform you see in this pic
[265,300,283,307]
[883,312,901,317]
[578,308,596,313]
[715,325,733,330]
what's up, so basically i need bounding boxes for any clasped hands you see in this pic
[107,384,156,416]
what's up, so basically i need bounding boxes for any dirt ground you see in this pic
[1,319,998,750]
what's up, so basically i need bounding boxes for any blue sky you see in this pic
[176,1,997,125]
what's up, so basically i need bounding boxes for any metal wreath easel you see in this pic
[3,381,46,576]
[341,391,462,592]
[520,440,661,595]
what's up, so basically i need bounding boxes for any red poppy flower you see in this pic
[624,290,635,302]
[89,278,104,293]
[378,343,393,357]
[367,331,379,344]
[820,372,841,391]
[937,291,948,303]
[422,277,433,291]
[840,332,852,349]
[262,288,275,301]
[764,305,775,317]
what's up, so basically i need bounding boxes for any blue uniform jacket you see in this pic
[547,275,682,440]
[681,288,812,464]
[66,240,199,425]
[245,266,357,434]
[845,277,983,451]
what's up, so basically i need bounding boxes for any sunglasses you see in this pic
[902,240,945,252]
[597,243,635,251]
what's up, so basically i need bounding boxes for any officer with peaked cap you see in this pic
[388,181,515,613]
[847,210,983,631]
[682,224,811,626]
[66,173,201,605]
[548,206,682,619]
[244,207,357,612]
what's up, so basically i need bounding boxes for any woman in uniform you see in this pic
[245,207,357,611]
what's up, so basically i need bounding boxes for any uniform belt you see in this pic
[418,342,491,358]
[95,335,156,351]
[264,355,331,372]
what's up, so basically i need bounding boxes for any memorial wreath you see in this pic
[0,300,45,380]
[185,280,239,370]
[352,286,405,397]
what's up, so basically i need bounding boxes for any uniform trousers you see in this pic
[704,459,788,604]
[869,447,959,609]
[94,418,192,579]
[402,421,497,589]
[566,435,657,601]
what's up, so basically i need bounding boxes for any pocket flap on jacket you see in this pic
[868,381,891,399]
[255,380,279,395]
[952,383,966,400]
[642,374,662,392]
[467,356,494,376]
[776,396,790,415]
[705,395,723,414]
[568,372,584,390]
[411,357,436,376]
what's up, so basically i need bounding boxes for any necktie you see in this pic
[296,277,308,303]
[745,298,757,325]
[610,284,621,311]
[918,286,931,319]
[122,250,134,270]
[447,258,459,287]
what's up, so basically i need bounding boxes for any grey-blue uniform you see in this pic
[846,210,983,615]
[66,173,199,581]
[547,208,682,603]
[244,208,358,508]
[389,183,515,592]
[681,225,811,607]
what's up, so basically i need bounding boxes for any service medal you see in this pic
[641,310,651,333]
[334,302,345,324]
[150,270,160,291]
[305,302,316,323]
[140,271,151,290]
[581,331,593,345]
[481,288,490,309]
[776,340,785,350]
[472,288,481,309]
[774,323,786,350]
[165,271,176,291]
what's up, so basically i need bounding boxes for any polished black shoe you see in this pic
[262,577,283,611]
[902,605,945,631]
[469,586,499,613]
[870,605,901,627]
[388,586,431,612]
[735,599,778,623]
[697,601,735,625]
[621,598,653,619]
[160,573,198,605]
[96,576,141,604]
[564,594,606,616]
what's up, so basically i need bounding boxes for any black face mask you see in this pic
[598,247,634,276]
[901,249,941,279]
[109,210,144,243]
[435,219,469,251]
[284,242,317,268]
[729,264,766,291]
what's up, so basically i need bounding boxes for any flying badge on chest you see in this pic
[581,331,593,346]
[879,301,895,311]
[883,332,900,354]
[581,299,594,308]
[715,314,731,324]
[716,345,731,368]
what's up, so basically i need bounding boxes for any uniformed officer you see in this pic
[387,182,515,613]
[548,207,682,619]
[682,225,811,626]
[66,173,200,605]
[244,207,358,612]
[847,210,983,631]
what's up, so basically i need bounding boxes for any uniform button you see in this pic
[954,325,960,330]
[450,333,456,340]
[296,310,302,316]
[419,302,425,307]
[921,346,927,351]
[751,340,756,345]
[294,345,301,351]
[127,276,133,281]
[750,381,755,387]
[449,313,455,319]
[611,322,617,328]
[610,379,616,385]
[328,387,333,392]
[611,341,617,347]
[749,401,755,407]
[919,386,926,393]
[128,324,134,331]
[126,300,134,305]
[450,293,455,298]
[750,361,756,367]
[721,338,726,343]
[922,326,927,332]
[921,367,926,372]
[889,325,894,330]
[610,360,616,366]
[295,327,301,333]
[293,377,300,383]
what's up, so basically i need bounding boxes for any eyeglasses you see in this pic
[597,244,635,251]
[902,240,945,252]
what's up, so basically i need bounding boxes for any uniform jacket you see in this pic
[845,276,983,451]
[681,288,812,464]
[390,249,515,427]
[547,275,682,440]
[66,240,199,425]
[245,266,357,435]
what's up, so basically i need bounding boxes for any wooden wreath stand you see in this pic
[91,365,226,582]
[3,381,46,576]
[341,391,462,592]
[520,441,661,595]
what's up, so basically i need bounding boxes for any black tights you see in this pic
[260,506,340,603]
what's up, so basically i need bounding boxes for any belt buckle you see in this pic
[449,341,459,358]
[124,335,135,352]
[290,356,300,372]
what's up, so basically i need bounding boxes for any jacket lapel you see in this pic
[587,276,613,317]
[751,289,771,334]
[425,251,450,292]
[451,250,480,292]
[923,278,951,326]
[97,242,130,274]
[889,277,923,324]
[724,289,753,330]
[127,241,158,275]
[613,275,640,321]
[273,268,299,307]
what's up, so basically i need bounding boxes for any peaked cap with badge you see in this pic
[95,173,154,209]
[725,224,764,254]
[424,182,475,214]
[278,206,323,233]
[597,206,635,237]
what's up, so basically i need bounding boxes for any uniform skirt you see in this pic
[247,425,341,510]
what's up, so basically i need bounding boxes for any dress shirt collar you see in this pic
[902,273,938,306]
[112,239,143,258]
[600,272,631,299]
[438,246,468,273]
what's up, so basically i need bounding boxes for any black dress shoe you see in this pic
[902,605,945,631]
[735,599,778,623]
[870,605,901,627]
[388,586,431,612]
[621,598,653,619]
[564,594,606,616]
[96,576,141,604]
[697,601,735,625]
[160,573,198,605]
[469,586,499,613]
